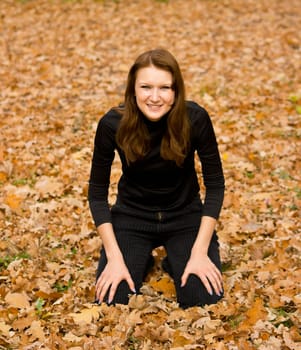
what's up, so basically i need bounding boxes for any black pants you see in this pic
[96,196,223,309]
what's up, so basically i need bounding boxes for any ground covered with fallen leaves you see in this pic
[0,0,300,349]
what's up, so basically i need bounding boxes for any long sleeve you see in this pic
[88,103,224,226]
[88,111,119,227]
[190,102,225,219]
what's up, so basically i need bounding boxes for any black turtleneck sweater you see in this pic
[88,101,225,228]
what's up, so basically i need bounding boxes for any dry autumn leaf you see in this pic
[69,305,100,324]
[0,321,13,338]
[4,292,31,309]
[148,276,176,298]
[26,320,45,342]
[0,0,300,348]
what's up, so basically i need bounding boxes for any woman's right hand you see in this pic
[95,256,136,304]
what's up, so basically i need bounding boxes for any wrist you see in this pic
[106,249,123,261]
[191,243,209,257]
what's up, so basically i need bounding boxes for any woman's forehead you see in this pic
[135,66,173,84]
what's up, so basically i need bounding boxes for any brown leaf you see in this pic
[238,298,267,331]
[34,176,64,197]
[171,329,194,347]
[69,305,100,324]
[148,276,176,298]
[26,320,45,341]
[5,292,30,309]
[0,322,12,338]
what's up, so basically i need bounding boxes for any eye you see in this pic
[141,85,151,89]
[161,86,172,90]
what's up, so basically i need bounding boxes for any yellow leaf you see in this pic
[222,152,229,161]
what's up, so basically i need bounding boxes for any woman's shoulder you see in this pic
[99,106,123,128]
[186,100,210,122]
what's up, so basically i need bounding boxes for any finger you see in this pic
[213,266,223,293]
[95,281,104,301]
[214,266,223,282]
[181,270,189,287]
[199,275,213,295]
[95,277,104,289]
[95,273,106,290]
[98,281,111,303]
[208,273,222,296]
[95,275,107,299]
[108,283,117,304]
[126,276,136,294]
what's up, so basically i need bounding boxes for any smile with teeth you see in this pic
[147,104,162,111]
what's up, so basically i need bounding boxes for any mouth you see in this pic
[147,104,162,111]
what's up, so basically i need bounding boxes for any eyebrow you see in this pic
[137,82,172,86]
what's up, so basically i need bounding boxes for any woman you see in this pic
[88,48,225,309]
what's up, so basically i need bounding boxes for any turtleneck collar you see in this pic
[140,111,168,131]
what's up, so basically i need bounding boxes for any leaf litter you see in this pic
[0,0,300,348]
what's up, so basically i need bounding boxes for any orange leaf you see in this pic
[149,276,176,298]
[171,329,194,347]
[4,193,22,210]
[239,298,267,331]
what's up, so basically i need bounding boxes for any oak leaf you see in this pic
[69,305,100,324]
[0,321,13,338]
[26,320,45,341]
[34,175,64,197]
[238,297,267,331]
[5,292,30,309]
[171,329,194,348]
[149,276,176,298]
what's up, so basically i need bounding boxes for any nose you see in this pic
[150,88,160,102]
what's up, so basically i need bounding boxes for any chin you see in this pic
[146,114,164,121]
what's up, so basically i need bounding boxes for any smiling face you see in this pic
[134,65,175,122]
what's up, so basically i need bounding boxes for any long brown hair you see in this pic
[116,48,190,167]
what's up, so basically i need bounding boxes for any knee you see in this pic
[176,274,223,309]
[102,280,133,306]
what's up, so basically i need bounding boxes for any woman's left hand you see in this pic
[181,253,223,296]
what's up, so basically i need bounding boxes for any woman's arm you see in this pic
[182,106,224,296]
[89,112,135,303]
[181,216,223,296]
[95,223,135,304]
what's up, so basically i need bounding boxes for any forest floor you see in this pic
[0,0,300,349]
